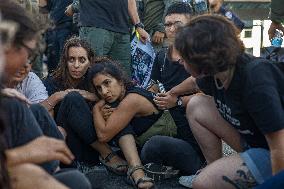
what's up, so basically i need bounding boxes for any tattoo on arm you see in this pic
[222,163,257,189]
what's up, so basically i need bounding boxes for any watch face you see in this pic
[177,98,182,106]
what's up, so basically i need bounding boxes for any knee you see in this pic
[141,136,168,162]
[10,163,50,181]
[62,91,84,104]
[186,94,211,121]
[192,176,210,189]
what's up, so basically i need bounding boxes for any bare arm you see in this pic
[169,76,199,96]
[6,136,74,167]
[265,129,284,174]
[128,0,149,43]
[93,93,157,142]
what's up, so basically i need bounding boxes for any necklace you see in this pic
[214,67,235,90]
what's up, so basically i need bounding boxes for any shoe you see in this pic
[126,165,155,189]
[144,163,179,181]
[99,151,128,175]
[179,175,197,188]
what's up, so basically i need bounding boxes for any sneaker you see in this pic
[179,175,198,188]
[144,163,179,181]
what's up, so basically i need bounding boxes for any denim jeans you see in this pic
[141,135,203,175]
[56,92,100,165]
[80,27,131,75]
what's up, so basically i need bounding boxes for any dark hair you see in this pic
[51,36,95,89]
[175,14,244,75]
[0,0,38,47]
[165,2,193,17]
[88,58,134,99]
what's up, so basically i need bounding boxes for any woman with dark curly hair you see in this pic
[89,59,163,189]
[43,38,130,171]
[157,14,284,188]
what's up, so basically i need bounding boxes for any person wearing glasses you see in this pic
[142,2,205,180]
[0,1,92,189]
[5,60,48,104]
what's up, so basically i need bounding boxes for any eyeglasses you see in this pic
[164,21,183,30]
[20,42,38,64]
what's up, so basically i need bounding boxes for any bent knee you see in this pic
[186,94,213,119]
[63,91,84,103]
[10,163,51,183]
[141,136,171,162]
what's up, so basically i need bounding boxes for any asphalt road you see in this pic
[85,166,187,189]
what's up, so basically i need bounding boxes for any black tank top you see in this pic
[108,87,162,136]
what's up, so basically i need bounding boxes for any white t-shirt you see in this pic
[16,72,48,104]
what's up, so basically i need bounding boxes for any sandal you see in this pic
[127,165,155,189]
[99,151,128,175]
[144,163,179,181]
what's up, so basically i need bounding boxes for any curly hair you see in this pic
[51,36,95,89]
[88,58,134,99]
[175,14,245,76]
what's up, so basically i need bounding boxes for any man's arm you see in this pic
[6,136,74,167]
[169,76,199,96]
[128,0,149,43]
[268,0,284,40]
[265,129,284,174]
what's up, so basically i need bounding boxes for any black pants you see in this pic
[141,135,203,175]
[56,92,100,165]
[54,168,91,189]
[2,97,92,188]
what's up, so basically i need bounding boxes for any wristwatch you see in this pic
[135,22,144,29]
[176,97,183,107]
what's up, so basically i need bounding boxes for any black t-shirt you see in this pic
[196,53,284,149]
[150,48,190,91]
[79,0,130,34]
[47,0,73,26]
[150,48,203,156]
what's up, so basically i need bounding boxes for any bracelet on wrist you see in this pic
[46,99,54,109]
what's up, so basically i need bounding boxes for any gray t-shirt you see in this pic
[79,0,130,34]
[16,72,48,104]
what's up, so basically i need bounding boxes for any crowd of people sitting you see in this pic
[0,0,284,189]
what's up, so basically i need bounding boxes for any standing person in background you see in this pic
[79,0,149,76]
[142,0,185,50]
[38,0,74,74]
[268,0,284,40]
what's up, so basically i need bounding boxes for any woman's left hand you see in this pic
[101,104,116,120]
[77,90,97,101]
